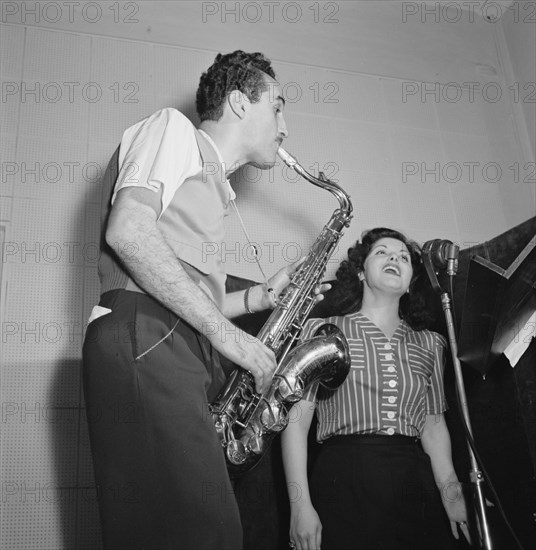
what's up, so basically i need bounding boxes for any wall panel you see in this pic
[0,2,534,547]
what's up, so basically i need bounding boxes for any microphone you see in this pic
[423,239,459,276]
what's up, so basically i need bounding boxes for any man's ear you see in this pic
[227,90,247,119]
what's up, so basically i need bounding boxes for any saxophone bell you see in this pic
[311,323,351,390]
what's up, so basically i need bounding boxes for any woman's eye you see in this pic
[401,255,410,262]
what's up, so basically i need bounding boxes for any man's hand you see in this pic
[262,257,331,309]
[202,320,277,393]
[225,257,332,319]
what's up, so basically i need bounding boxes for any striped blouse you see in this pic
[301,312,448,441]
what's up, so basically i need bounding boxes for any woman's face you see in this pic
[361,237,413,297]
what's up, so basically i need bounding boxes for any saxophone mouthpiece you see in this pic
[277,147,297,168]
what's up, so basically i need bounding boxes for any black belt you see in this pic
[323,433,420,446]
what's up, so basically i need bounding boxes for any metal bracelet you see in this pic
[244,286,254,314]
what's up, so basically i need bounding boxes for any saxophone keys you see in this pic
[226,440,247,465]
[275,375,303,403]
[246,434,263,454]
[259,402,288,432]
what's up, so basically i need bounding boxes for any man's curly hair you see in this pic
[330,227,433,330]
[196,50,276,122]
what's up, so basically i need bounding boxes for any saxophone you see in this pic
[210,147,353,474]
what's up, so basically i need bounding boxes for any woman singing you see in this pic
[282,227,471,550]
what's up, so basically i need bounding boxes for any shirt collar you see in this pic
[351,311,409,342]
[198,129,236,200]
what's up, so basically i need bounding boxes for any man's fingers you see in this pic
[251,365,273,393]
[311,283,331,303]
[246,346,277,393]
[288,256,306,275]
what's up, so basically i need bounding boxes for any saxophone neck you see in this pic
[278,147,353,217]
[326,178,353,218]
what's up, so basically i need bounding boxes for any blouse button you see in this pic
[388,380,397,388]
[388,366,395,373]
[385,353,393,361]
[388,396,396,404]
[384,343,392,350]
[387,411,395,419]
[386,427,395,435]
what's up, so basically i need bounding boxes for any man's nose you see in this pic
[279,116,288,138]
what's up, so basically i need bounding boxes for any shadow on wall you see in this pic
[48,358,102,550]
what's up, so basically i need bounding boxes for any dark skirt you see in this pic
[82,290,242,550]
[310,434,457,550]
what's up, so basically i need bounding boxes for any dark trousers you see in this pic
[82,290,242,550]
[311,435,457,550]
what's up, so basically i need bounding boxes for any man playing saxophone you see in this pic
[82,50,319,550]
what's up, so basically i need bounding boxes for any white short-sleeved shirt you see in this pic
[112,108,235,216]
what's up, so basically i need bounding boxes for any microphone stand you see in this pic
[423,242,493,550]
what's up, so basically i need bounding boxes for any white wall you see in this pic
[1,2,534,548]
[500,0,536,158]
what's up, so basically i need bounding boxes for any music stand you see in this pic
[458,236,536,374]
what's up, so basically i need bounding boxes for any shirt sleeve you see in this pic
[112,108,200,216]
[425,332,448,414]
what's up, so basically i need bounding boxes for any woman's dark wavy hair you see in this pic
[196,50,275,122]
[331,227,432,330]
